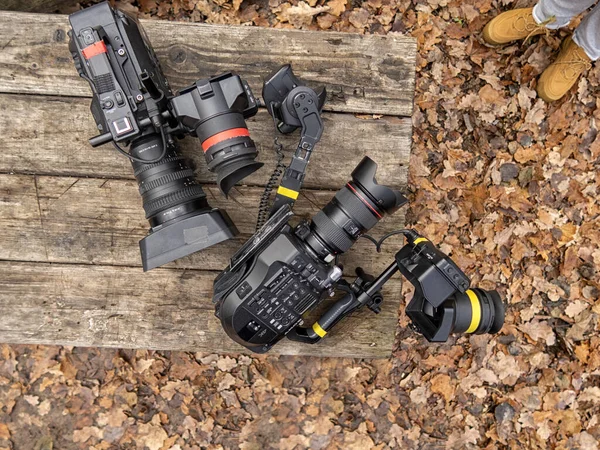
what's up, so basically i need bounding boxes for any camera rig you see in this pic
[68,2,263,270]
[213,68,505,353]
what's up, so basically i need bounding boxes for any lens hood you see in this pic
[351,157,407,214]
[139,208,238,271]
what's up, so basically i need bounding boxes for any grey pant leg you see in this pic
[574,3,600,60]
[533,0,597,28]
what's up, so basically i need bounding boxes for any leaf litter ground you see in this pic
[1,0,599,449]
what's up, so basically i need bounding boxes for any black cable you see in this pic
[361,229,413,253]
[112,125,168,164]
[256,103,287,231]
[256,137,286,231]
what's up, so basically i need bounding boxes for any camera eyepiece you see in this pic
[171,75,263,196]
[200,129,263,197]
[449,288,505,335]
[303,157,408,259]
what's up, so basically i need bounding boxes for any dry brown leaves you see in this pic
[0,0,599,448]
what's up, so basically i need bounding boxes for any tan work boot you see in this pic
[483,8,553,45]
[537,37,593,102]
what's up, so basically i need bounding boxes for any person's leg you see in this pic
[533,0,597,29]
[573,3,600,60]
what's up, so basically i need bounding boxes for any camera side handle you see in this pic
[287,282,361,344]
[269,87,325,215]
[287,264,397,344]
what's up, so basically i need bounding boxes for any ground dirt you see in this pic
[1,0,599,449]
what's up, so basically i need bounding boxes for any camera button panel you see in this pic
[236,281,252,299]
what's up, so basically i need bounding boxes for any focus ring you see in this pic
[133,154,187,177]
[312,211,355,253]
[138,169,196,195]
[335,187,379,230]
[143,184,206,219]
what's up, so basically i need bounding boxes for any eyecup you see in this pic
[217,160,264,196]
[488,290,505,334]
[351,157,407,214]
[139,209,238,271]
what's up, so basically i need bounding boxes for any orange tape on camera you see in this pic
[82,41,108,59]
[201,128,250,153]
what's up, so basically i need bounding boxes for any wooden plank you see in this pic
[0,261,402,357]
[0,174,407,276]
[0,0,80,13]
[0,11,417,116]
[0,93,411,190]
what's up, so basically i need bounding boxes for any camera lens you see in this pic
[170,75,263,197]
[449,288,505,335]
[197,113,263,196]
[130,134,209,227]
[130,133,238,271]
[303,157,408,260]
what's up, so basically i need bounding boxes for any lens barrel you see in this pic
[130,133,238,271]
[170,75,263,197]
[304,157,408,260]
[196,112,263,196]
[449,288,505,335]
[131,134,209,227]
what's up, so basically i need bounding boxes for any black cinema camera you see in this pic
[213,67,505,353]
[213,158,505,353]
[68,2,262,270]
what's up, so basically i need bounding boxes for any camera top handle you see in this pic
[261,65,326,217]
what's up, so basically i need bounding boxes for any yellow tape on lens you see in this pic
[277,186,299,200]
[466,289,481,333]
[312,322,327,338]
[413,238,429,245]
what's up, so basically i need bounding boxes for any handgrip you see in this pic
[287,287,360,344]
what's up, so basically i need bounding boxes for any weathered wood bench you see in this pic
[0,11,416,357]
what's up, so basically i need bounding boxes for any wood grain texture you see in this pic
[0,0,80,13]
[0,11,417,115]
[0,94,410,190]
[0,174,407,275]
[0,261,403,358]
[0,10,416,357]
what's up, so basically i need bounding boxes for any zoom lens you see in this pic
[303,157,408,260]
[446,288,505,335]
[131,134,209,227]
[130,133,238,271]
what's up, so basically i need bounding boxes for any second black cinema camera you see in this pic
[68,2,262,270]
[212,68,505,353]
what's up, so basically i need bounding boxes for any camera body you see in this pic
[214,157,408,353]
[68,2,264,270]
[213,206,343,353]
[69,1,171,146]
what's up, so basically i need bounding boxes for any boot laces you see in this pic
[522,16,556,43]
[555,53,593,79]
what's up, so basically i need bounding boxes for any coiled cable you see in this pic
[256,136,286,231]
